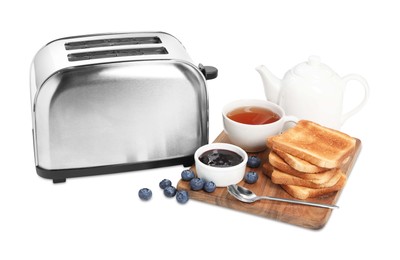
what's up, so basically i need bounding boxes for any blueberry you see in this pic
[176,190,189,204]
[203,181,216,193]
[138,188,152,201]
[159,179,172,189]
[181,169,195,181]
[244,171,259,184]
[164,186,177,198]
[247,156,261,168]
[190,178,205,191]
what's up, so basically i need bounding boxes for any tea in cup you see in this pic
[222,99,297,152]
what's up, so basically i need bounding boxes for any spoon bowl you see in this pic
[227,184,338,209]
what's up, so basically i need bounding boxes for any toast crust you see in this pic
[263,163,347,199]
[271,168,342,189]
[268,153,338,184]
[262,162,273,178]
[280,173,347,200]
[273,150,328,173]
[267,120,356,168]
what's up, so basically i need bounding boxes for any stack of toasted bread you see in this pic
[263,120,356,200]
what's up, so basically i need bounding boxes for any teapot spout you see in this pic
[255,65,281,104]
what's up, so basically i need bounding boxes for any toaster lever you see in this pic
[199,64,218,80]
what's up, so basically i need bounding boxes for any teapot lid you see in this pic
[293,56,334,79]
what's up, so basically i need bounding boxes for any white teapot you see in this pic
[256,56,369,129]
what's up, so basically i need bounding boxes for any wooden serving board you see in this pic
[177,132,361,230]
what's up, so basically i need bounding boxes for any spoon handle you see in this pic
[258,196,338,209]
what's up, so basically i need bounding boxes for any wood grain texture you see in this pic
[177,132,361,230]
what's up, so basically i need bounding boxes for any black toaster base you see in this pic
[36,155,195,183]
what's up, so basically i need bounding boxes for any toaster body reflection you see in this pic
[30,32,217,183]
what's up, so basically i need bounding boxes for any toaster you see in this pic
[30,32,217,183]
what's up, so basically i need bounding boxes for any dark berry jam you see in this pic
[199,149,243,167]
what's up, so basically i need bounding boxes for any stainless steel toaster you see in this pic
[30,32,217,183]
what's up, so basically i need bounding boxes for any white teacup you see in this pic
[222,99,298,152]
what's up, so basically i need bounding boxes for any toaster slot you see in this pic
[65,37,162,50]
[67,47,168,62]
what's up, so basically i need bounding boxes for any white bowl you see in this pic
[194,143,248,187]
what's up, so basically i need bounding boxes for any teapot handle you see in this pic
[341,74,370,125]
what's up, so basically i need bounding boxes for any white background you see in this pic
[1,0,399,259]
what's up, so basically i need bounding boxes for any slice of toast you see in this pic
[271,168,343,188]
[262,162,274,178]
[281,173,347,200]
[268,153,338,184]
[267,120,356,168]
[273,150,328,173]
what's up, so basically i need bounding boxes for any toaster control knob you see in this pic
[199,64,218,80]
